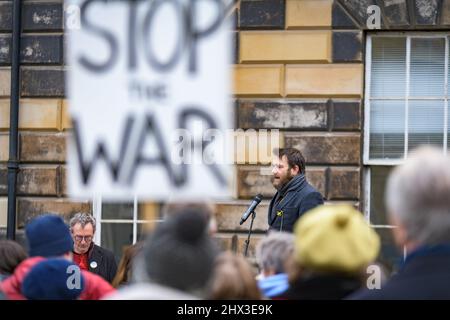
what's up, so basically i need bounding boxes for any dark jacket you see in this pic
[88,245,118,284]
[283,273,363,300]
[349,245,450,300]
[268,174,324,232]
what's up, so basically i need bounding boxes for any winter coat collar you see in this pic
[278,174,306,198]
[285,273,362,300]
[271,174,307,211]
[400,243,450,271]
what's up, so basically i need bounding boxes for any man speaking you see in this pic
[268,148,324,232]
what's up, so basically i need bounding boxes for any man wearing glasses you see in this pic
[70,213,117,283]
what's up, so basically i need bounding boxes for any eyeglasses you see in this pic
[74,235,93,242]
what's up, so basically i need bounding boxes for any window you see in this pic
[92,198,162,262]
[364,33,450,272]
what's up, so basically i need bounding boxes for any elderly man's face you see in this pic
[72,223,94,254]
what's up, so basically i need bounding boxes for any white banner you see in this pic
[66,0,233,200]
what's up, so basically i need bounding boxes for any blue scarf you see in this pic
[257,273,289,298]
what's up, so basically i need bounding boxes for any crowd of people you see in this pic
[1,145,450,300]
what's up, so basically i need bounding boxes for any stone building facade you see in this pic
[0,0,449,267]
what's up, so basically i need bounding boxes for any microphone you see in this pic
[239,194,263,225]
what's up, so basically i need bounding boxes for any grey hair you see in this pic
[69,213,96,233]
[385,146,450,246]
[256,231,294,274]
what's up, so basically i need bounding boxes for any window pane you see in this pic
[369,168,403,274]
[137,202,161,221]
[102,202,133,220]
[369,166,393,225]
[371,37,406,98]
[101,222,133,262]
[448,103,450,151]
[374,227,402,275]
[136,222,159,242]
[410,38,445,97]
[369,100,405,159]
[408,100,445,152]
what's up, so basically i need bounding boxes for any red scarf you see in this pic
[73,252,89,270]
[73,245,92,271]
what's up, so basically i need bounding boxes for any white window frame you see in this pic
[364,32,449,166]
[365,33,449,264]
[92,196,162,247]
[364,32,450,223]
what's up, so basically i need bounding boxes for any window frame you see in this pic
[364,33,450,264]
[92,196,162,248]
[364,32,450,166]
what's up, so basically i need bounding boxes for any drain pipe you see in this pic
[7,0,22,240]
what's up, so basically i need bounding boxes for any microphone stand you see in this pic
[243,210,256,257]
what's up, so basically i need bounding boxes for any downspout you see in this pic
[7,0,22,240]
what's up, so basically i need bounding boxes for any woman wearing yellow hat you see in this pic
[283,205,380,300]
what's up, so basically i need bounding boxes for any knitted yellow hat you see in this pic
[293,205,380,273]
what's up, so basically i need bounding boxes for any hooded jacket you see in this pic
[0,257,116,300]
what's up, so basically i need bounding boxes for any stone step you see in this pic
[214,232,266,260]
[215,200,270,232]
